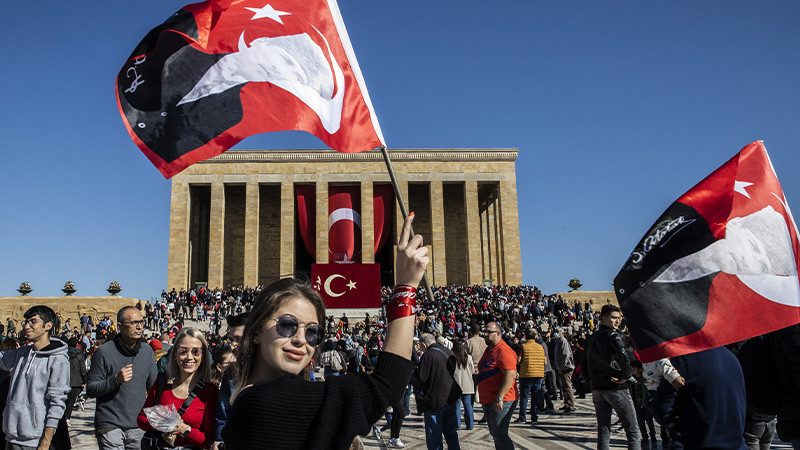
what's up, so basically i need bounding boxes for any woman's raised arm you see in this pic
[381,213,429,360]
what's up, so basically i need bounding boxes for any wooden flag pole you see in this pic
[380,145,436,304]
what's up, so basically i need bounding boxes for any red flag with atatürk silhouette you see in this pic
[116,0,385,178]
[312,263,380,308]
[614,141,800,362]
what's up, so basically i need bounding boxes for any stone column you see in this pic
[243,182,259,286]
[499,179,522,284]
[208,182,225,289]
[315,181,329,263]
[167,182,190,290]
[360,181,374,264]
[279,181,295,278]
[430,181,447,286]
[464,180,483,285]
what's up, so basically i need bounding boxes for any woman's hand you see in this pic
[395,213,429,287]
[173,420,189,434]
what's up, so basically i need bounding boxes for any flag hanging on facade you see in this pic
[614,141,800,362]
[116,0,385,178]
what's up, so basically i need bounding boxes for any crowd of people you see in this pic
[1,218,799,450]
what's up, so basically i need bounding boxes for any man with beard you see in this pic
[477,321,519,449]
[87,306,157,450]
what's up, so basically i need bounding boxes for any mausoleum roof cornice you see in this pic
[199,148,518,164]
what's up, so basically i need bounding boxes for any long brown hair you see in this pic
[453,338,469,368]
[232,278,326,402]
[166,327,213,384]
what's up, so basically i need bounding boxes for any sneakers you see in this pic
[371,426,381,440]
[514,417,526,423]
[387,438,405,448]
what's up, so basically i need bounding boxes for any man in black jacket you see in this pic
[416,333,461,450]
[582,304,641,449]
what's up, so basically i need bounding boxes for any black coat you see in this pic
[415,343,461,412]
[581,325,631,391]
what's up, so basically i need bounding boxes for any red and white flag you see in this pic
[329,185,361,263]
[615,141,800,362]
[312,263,380,308]
[117,0,385,178]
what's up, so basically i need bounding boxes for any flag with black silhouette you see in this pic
[614,141,800,362]
[116,0,385,178]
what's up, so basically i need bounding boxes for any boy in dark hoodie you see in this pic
[0,305,70,450]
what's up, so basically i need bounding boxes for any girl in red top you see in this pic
[138,327,218,449]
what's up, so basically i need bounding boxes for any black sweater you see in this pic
[222,352,412,449]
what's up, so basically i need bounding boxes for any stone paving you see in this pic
[69,392,796,449]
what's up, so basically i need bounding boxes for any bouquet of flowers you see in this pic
[64,281,76,290]
[19,282,31,290]
[109,281,121,290]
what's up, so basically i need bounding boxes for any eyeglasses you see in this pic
[177,347,203,358]
[481,329,500,336]
[120,320,145,327]
[21,319,39,327]
[272,316,324,347]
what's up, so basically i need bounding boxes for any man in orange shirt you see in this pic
[477,321,519,449]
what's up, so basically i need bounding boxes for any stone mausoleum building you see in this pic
[166,148,521,290]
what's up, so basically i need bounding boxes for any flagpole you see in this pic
[380,145,437,305]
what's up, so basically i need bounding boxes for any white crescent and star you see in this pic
[322,274,357,297]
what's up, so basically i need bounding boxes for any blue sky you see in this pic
[1,1,798,300]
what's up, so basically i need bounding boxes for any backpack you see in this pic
[347,348,368,374]
[331,350,346,372]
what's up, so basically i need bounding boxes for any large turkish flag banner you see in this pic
[312,263,380,308]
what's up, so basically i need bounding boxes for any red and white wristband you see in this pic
[386,284,417,321]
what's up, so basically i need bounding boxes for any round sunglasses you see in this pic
[272,316,324,347]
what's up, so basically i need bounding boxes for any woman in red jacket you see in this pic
[138,327,218,449]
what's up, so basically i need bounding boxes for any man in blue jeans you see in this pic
[416,333,461,450]
[516,329,545,424]
[478,322,519,449]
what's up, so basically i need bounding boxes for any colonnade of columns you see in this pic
[167,175,521,290]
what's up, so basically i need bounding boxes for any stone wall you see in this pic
[555,290,618,311]
[0,296,139,323]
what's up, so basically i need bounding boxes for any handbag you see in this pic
[141,379,206,450]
